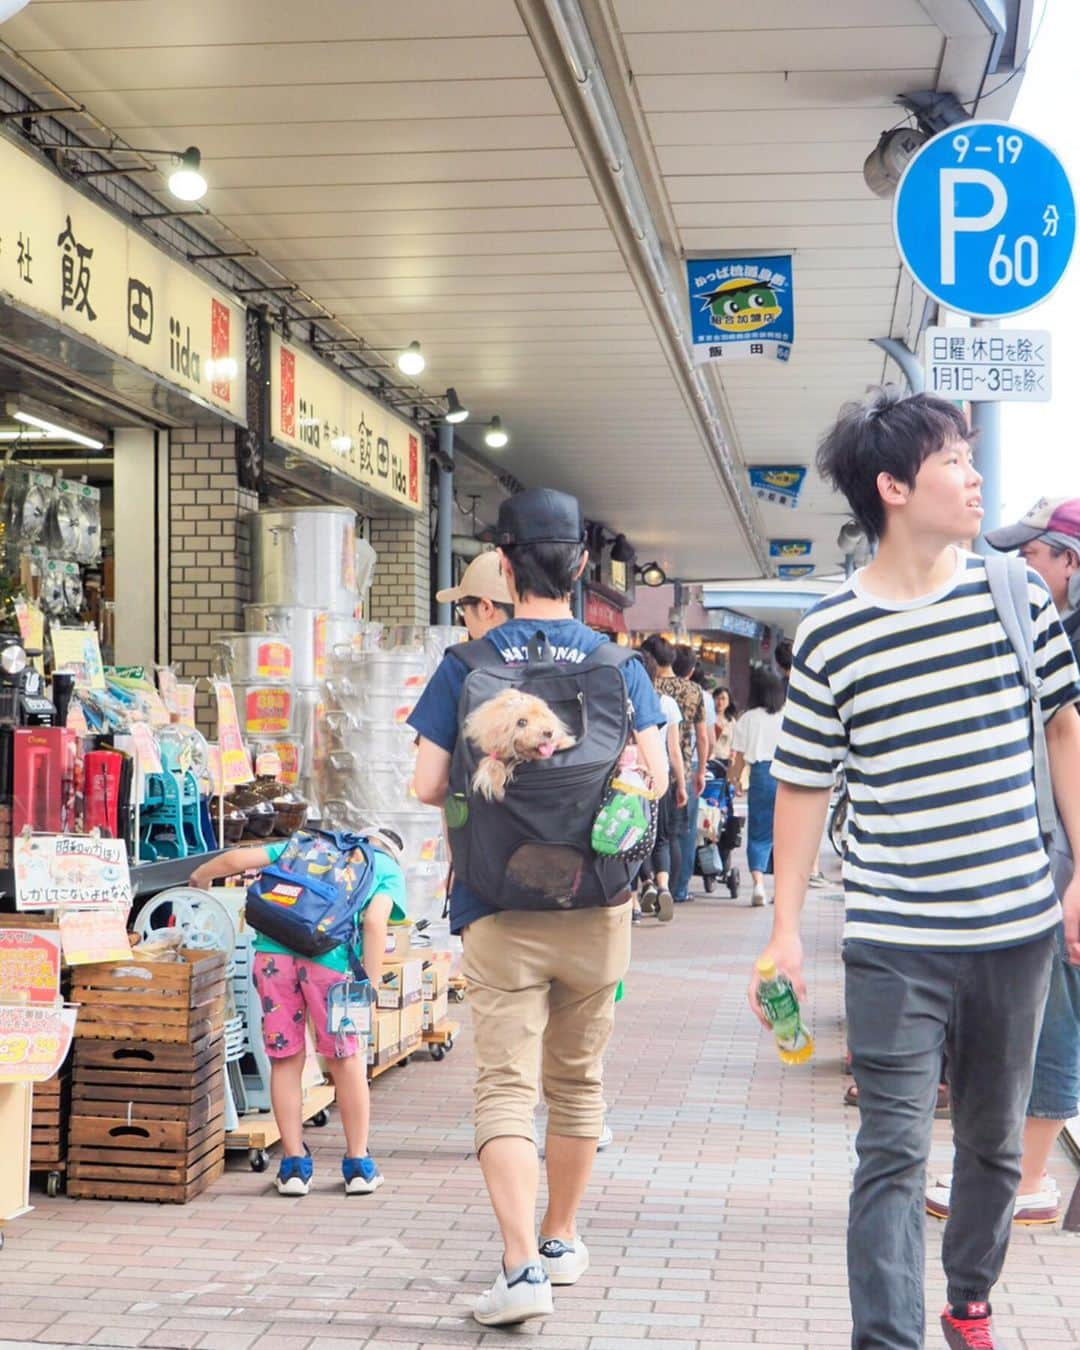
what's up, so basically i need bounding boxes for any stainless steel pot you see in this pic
[249,505,360,615]
[244,603,325,685]
[211,631,293,684]
[231,681,296,736]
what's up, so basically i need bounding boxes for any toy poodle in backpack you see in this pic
[463,689,576,801]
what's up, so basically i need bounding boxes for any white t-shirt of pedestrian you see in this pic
[659,693,682,768]
[732,707,782,764]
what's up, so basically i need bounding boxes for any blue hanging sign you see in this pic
[687,254,794,364]
[769,539,812,559]
[778,564,815,579]
[749,466,806,510]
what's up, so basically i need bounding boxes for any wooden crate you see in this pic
[70,950,227,1044]
[31,1071,70,1169]
[67,1032,226,1203]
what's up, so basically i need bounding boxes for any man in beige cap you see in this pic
[436,550,514,640]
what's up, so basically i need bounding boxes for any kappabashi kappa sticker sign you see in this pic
[687,255,794,364]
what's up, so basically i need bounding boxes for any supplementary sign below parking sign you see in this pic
[894,121,1075,319]
[924,326,1050,402]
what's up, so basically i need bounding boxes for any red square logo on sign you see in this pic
[409,434,419,503]
[210,299,231,401]
[280,348,296,437]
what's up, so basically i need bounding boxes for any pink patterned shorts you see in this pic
[252,951,361,1059]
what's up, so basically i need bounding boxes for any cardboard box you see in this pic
[423,988,449,1032]
[370,1008,401,1067]
[376,958,424,1009]
[422,951,453,998]
[399,1000,423,1052]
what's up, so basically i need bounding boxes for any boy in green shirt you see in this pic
[191,828,407,1196]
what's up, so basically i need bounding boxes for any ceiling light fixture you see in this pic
[444,388,469,424]
[47,141,209,202]
[166,146,208,201]
[396,341,425,377]
[638,561,667,588]
[0,430,48,441]
[484,416,509,449]
[610,533,635,564]
[0,2,30,23]
[13,410,104,451]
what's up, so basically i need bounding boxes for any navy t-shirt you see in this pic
[407,618,664,933]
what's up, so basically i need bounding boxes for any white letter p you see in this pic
[939,169,1008,285]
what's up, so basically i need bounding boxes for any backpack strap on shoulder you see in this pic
[985,554,1056,837]
[581,639,638,671]
[445,636,507,673]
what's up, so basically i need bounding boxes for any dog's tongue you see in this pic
[536,742,556,759]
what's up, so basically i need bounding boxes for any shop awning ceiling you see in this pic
[1,0,1025,582]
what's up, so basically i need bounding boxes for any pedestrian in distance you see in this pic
[409,488,667,1327]
[728,666,785,907]
[749,386,1080,1350]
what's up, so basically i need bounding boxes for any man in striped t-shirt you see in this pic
[749,388,1080,1350]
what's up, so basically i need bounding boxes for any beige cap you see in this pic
[435,550,512,605]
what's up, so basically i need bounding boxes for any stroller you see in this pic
[695,771,742,897]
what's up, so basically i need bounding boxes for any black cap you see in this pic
[496,487,585,547]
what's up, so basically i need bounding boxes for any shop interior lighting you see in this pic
[167,147,208,201]
[444,388,469,424]
[13,411,104,451]
[396,341,426,377]
[54,142,208,202]
[610,533,635,564]
[638,561,667,588]
[484,416,509,449]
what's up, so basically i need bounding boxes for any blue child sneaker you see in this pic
[276,1150,313,1196]
[343,1155,383,1195]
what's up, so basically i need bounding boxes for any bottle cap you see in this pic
[755,957,778,980]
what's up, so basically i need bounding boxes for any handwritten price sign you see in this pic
[0,1004,77,1082]
[0,929,61,1004]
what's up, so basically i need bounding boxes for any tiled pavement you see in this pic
[3,865,1080,1349]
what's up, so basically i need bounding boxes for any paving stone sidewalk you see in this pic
[2,867,1079,1349]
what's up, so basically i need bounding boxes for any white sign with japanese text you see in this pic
[924,326,1051,402]
[270,334,424,513]
[13,833,133,914]
[0,137,246,422]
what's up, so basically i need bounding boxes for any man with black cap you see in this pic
[410,487,666,1327]
[926,499,1080,1228]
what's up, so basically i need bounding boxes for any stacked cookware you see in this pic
[317,625,466,923]
[212,506,379,802]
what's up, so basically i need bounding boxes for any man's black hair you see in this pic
[673,646,697,679]
[775,638,793,675]
[747,666,785,715]
[637,649,659,686]
[816,385,972,543]
[460,596,514,623]
[641,633,676,668]
[501,542,583,601]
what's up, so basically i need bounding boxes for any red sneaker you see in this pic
[941,1303,998,1348]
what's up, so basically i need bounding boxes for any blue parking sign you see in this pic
[894,120,1075,319]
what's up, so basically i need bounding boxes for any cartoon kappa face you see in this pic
[703,278,782,333]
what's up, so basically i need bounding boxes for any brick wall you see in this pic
[367,512,431,624]
[168,423,258,729]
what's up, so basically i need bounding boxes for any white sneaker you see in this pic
[539,1235,590,1286]
[472,1264,553,1326]
[751,887,765,907]
[597,1122,613,1151]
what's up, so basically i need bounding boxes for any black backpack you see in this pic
[445,631,640,911]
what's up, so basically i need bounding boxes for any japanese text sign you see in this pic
[687,254,794,364]
[0,1003,77,1083]
[271,334,424,512]
[924,326,1050,401]
[0,929,61,1005]
[0,137,245,421]
[59,909,132,966]
[14,834,133,913]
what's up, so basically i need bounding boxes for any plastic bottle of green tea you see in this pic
[755,957,814,1065]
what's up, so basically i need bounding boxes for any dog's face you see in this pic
[465,690,573,764]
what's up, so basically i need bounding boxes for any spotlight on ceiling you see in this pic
[484,416,509,449]
[638,561,667,588]
[0,1,30,22]
[397,341,425,377]
[444,388,469,424]
[610,533,635,564]
[167,146,208,202]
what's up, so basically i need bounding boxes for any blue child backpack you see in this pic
[245,829,376,970]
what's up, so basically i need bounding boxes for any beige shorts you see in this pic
[462,903,632,1153]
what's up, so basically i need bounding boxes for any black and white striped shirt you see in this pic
[773,551,1080,950]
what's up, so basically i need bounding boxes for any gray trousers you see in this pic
[844,933,1054,1349]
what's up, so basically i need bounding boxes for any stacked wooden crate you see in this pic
[66,949,227,1203]
[31,1069,70,1194]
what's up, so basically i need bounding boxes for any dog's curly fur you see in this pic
[463,690,576,801]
